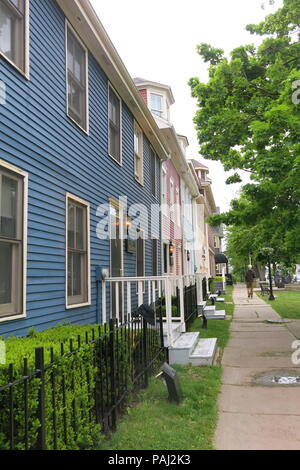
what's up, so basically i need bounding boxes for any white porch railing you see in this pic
[101,274,205,347]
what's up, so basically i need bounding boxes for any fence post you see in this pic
[35,347,46,450]
[109,319,117,431]
[142,317,148,388]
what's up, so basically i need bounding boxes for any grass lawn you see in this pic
[99,365,222,450]
[99,294,233,450]
[259,291,300,319]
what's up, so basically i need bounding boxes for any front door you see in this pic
[110,203,123,320]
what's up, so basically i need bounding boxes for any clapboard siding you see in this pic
[0,0,161,337]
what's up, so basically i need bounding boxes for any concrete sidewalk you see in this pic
[215,283,300,450]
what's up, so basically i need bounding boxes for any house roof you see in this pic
[190,159,209,171]
[133,77,175,105]
[55,0,170,162]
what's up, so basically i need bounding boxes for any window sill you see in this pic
[0,52,30,80]
[67,112,89,135]
[135,177,144,187]
[0,313,26,323]
[108,153,122,167]
[66,301,91,310]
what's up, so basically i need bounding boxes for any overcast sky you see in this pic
[90,0,282,211]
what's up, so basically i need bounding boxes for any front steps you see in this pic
[168,331,218,366]
[162,321,183,347]
[203,305,226,320]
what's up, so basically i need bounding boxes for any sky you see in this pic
[90,0,282,212]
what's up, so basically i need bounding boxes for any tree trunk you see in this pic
[255,263,266,281]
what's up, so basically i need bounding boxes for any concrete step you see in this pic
[163,322,183,347]
[189,338,218,366]
[168,332,199,365]
[204,309,226,320]
[204,305,216,314]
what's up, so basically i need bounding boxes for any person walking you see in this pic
[245,265,256,299]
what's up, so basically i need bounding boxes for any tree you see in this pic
[189,0,300,264]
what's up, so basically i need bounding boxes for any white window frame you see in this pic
[134,121,143,185]
[66,193,91,309]
[175,186,180,225]
[0,159,28,323]
[150,93,163,118]
[108,83,122,165]
[0,0,30,79]
[170,177,174,221]
[65,20,89,134]
[150,146,157,198]
[161,165,167,214]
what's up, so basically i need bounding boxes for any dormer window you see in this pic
[150,93,163,117]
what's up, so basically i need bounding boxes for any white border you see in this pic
[0,0,30,80]
[0,158,28,323]
[108,83,123,166]
[150,146,157,198]
[134,120,144,186]
[65,192,91,309]
[65,20,89,135]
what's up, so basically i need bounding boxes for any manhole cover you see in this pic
[253,370,300,386]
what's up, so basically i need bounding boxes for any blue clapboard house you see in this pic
[0,0,169,337]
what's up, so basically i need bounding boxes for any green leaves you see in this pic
[190,0,300,267]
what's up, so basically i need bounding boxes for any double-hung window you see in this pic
[150,93,163,117]
[67,194,90,307]
[170,178,174,221]
[66,25,88,132]
[150,148,157,197]
[109,86,121,163]
[0,163,26,318]
[134,122,143,184]
[0,0,28,75]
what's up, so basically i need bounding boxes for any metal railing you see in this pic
[102,274,205,347]
[0,313,166,450]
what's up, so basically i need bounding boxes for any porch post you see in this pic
[165,278,173,347]
[196,274,203,304]
[179,276,186,333]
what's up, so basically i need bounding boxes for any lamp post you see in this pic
[261,247,275,301]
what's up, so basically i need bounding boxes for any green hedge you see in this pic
[0,323,161,450]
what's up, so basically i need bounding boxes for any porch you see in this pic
[101,273,219,366]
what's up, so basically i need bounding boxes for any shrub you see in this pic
[0,322,162,450]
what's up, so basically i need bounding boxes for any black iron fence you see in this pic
[183,283,197,331]
[202,277,208,301]
[0,309,166,450]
